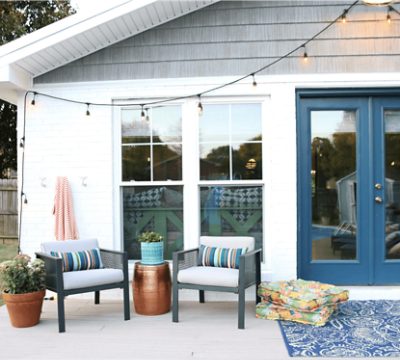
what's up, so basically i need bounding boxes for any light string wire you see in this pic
[18,91,29,254]
[24,0,362,109]
[17,0,394,249]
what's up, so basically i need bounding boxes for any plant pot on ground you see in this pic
[137,231,164,265]
[0,254,46,327]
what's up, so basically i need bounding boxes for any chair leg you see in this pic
[199,290,205,303]
[95,291,100,305]
[238,287,245,330]
[123,282,130,321]
[57,294,66,333]
[256,252,261,304]
[172,283,179,322]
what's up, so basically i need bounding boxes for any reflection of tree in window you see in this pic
[232,135,262,180]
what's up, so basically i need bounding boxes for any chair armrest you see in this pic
[35,252,64,292]
[238,248,262,288]
[99,248,127,271]
[173,248,199,281]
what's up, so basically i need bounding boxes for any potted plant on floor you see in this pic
[0,254,46,327]
[138,231,164,265]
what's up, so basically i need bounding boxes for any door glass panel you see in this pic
[311,110,357,260]
[384,110,400,259]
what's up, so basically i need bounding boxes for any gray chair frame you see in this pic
[172,247,261,329]
[36,249,130,333]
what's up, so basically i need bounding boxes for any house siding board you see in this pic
[34,1,397,84]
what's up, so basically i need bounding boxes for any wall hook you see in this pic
[40,177,47,187]
[81,176,88,187]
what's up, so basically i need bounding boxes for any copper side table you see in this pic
[133,262,171,315]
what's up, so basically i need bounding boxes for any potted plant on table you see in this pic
[137,231,164,265]
[0,254,46,327]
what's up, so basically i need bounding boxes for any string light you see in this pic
[197,95,203,116]
[19,137,25,148]
[31,92,36,106]
[251,73,257,87]
[86,103,90,116]
[16,0,363,255]
[21,192,28,204]
[341,10,348,23]
[302,46,309,62]
[145,108,150,121]
[387,6,392,23]
[140,105,146,121]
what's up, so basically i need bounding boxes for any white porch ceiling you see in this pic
[0,0,218,101]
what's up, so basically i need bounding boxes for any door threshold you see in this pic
[344,286,400,300]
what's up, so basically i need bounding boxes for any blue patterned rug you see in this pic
[279,300,400,357]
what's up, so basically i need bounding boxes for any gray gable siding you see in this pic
[35,1,400,84]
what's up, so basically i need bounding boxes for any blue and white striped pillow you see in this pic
[199,245,247,269]
[50,248,103,272]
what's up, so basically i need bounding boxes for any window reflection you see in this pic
[231,104,262,142]
[385,110,400,259]
[122,145,150,181]
[123,186,184,260]
[199,103,262,180]
[310,111,357,260]
[200,186,263,250]
[200,143,230,180]
[153,144,182,181]
[121,109,150,144]
[121,106,182,181]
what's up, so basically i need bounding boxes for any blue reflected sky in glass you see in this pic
[231,104,262,142]
[152,106,182,143]
[311,111,356,140]
[121,108,150,143]
[199,104,230,142]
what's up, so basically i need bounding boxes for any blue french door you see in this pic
[298,91,400,285]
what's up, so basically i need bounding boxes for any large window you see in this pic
[121,106,182,181]
[119,100,264,259]
[121,105,183,260]
[199,102,263,251]
[199,103,262,180]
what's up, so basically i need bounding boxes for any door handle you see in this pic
[375,183,382,190]
[375,196,383,204]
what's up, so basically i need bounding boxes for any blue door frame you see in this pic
[297,88,400,285]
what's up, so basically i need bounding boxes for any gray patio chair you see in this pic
[172,236,261,329]
[36,239,130,332]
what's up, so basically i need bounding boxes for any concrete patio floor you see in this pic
[2,286,399,360]
[0,296,290,360]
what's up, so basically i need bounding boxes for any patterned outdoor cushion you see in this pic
[256,302,335,326]
[199,245,247,269]
[257,279,348,312]
[50,248,103,272]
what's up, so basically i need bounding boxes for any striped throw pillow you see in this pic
[50,248,103,272]
[199,245,247,269]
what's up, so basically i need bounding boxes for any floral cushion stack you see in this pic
[256,279,349,326]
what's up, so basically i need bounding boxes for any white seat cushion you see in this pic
[41,239,100,253]
[63,268,124,290]
[178,266,239,287]
[200,236,254,252]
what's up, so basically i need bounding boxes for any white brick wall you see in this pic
[17,74,400,298]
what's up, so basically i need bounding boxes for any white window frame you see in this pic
[112,95,271,265]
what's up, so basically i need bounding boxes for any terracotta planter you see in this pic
[2,290,45,328]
